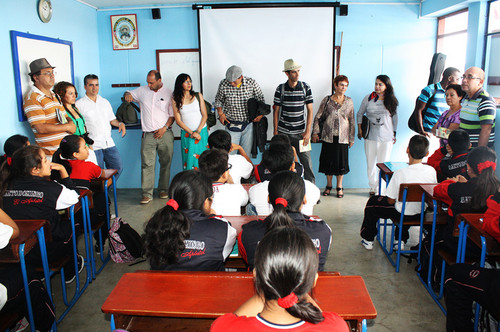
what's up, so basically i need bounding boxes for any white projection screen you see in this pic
[198,6,335,137]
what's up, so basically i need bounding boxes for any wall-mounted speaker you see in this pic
[339,5,348,16]
[152,8,161,20]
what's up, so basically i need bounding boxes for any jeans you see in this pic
[95,146,123,180]
[226,123,253,158]
[283,133,315,183]
[141,130,174,198]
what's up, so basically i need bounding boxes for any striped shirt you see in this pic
[459,88,496,147]
[417,82,447,132]
[214,76,265,122]
[23,86,68,155]
[274,81,313,134]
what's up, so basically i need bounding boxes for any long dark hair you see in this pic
[0,145,44,201]
[142,170,213,268]
[467,146,500,211]
[254,227,324,324]
[172,73,195,110]
[376,74,398,116]
[265,171,305,231]
[52,135,83,176]
[0,135,29,165]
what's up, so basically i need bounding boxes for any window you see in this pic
[485,0,500,100]
[436,9,468,72]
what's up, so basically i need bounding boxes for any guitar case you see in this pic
[427,53,447,85]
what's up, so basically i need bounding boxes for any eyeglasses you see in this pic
[227,163,232,171]
[38,71,56,77]
[461,75,481,81]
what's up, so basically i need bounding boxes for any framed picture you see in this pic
[110,14,139,50]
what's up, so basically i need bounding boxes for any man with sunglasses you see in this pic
[24,58,76,157]
[460,67,496,147]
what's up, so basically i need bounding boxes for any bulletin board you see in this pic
[11,30,74,121]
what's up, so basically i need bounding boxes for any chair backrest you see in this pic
[397,183,431,202]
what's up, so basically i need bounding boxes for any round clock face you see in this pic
[38,0,52,23]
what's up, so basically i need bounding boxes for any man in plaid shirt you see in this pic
[214,65,265,156]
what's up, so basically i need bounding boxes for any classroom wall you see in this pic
[1,0,100,149]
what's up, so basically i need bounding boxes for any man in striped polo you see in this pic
[273,59,315,183]
[460,67,496,147]
[23,58,76,157]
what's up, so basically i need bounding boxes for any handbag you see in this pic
[317,95,331,139]
[361,115,370,139]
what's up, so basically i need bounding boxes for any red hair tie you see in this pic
[277,293,298,309]
[6,157,12,166]
[275,197,288,207]
[166,199,179,211]
[477,161,496,174]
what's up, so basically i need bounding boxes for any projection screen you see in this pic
[198,6,335,137]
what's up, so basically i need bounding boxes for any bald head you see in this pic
[147,70,162,92]
[462,67,485,98]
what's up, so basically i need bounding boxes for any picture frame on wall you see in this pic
[111,14,139,50]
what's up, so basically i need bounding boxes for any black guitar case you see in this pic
[427,53,447,85]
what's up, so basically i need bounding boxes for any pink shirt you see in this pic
[128,85,174,132]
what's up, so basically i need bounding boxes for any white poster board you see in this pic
[11,31,74,121]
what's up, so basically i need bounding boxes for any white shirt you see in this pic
[179,99,205,131]
[75,95,116,150]
[0,223,13,310]
[211,183,248,216]
[249,179,320,216]
[128,85,174,132]
[385,163,437,215]
[228,155,253,185]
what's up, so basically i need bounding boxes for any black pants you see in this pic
[0,266,55,331]
[360,195,418,242]
[445,264,500,332]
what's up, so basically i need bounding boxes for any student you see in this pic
[211,227,349,331]
[254,134,304,182]
[199,148,248,216]
[427,129,470,182]
[360,135,437,250]
[143,170,236,271]
[0,209,55,331]
[0,134,30,165]
[249,142,320,216]
[239,171,331,271]
[0,145,82,283]
[208,130,253,184]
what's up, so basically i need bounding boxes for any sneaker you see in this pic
[361,239,373,250]
[159,191,168,199]
[13,317,29,332]
[140,196,153,204]
[65,254,85,284]
[393,241,405,251]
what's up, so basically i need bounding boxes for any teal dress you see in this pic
[66,105,87,136]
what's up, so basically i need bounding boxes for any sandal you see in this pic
[323,186,332,196]
[336,187,344,198]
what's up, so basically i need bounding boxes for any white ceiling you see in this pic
[78,0,248,9]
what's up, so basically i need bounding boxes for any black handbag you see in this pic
[361,115,370,139]
[317,96,331,138]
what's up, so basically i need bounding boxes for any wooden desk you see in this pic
[102,271,376,332]
[457,213,500,266]
[377,162,409,195]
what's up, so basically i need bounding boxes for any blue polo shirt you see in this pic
[418,82,447,132]
[459,88,496,147]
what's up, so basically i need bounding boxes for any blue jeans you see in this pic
[226,123,253,157]
[95,146,123,180]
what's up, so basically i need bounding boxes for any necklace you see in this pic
[332,94,345,105]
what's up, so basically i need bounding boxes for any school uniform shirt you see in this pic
[254,162,304,183]
[2,177,79,241]
[210,311,349,332]
[385,163,437,215]
[434,178,480,217]
[249,180,320,216]
[211,182,248,216]
[228,154,253,185]
[67,159,102,188]
[238,212,332,271]
[152,209,236,271]
[0,223,13,310]
[483,192,500,243]
[427,147,468,181]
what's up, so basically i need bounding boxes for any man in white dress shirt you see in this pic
[76,74,126,178]
[125,70,175,204]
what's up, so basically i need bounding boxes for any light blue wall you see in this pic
[2,0,100,149]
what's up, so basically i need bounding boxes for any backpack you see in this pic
[108,217,143,263]
[194,92,216,128]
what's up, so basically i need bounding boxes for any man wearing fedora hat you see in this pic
[214,65,265,157]
[273,59,315,183]
[24,58,76,157]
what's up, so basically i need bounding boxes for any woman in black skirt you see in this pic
[312,75,355,198]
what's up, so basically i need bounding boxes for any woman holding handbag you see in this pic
[312,75,354,198]
[172,73,209,170]
[356,75,398,196]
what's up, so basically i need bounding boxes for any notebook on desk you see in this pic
[384,162,408,172]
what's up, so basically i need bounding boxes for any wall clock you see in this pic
[38,0,52,23]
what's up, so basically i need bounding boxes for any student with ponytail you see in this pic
[0,134,30,165]
[239,171,331,271]
[211,227,348,331]
[143,170,236,271]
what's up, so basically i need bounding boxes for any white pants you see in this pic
[364,139,393,191]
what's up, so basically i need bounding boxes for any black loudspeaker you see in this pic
[339,5,348,16]
[152,8,161,20]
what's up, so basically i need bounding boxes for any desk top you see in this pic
[224,215,264,234]
[460,213,500,256]
[101,271,376,321]
[0,219,46,262]
[99,169,118,180]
